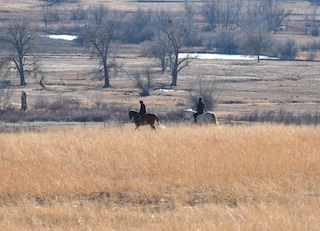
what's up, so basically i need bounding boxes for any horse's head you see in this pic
[183,109,195,122]
[129,110,138,122]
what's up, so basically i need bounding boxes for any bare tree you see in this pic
[89,4,108,26]
[262,0,291,33]
[143,33,170,73]
[239,27,273,63]
[202,0,219,29]
[309,8,319,36]
[202,0,243,29]
[122,8,155,44]
[183,0,201,47]
[84,5,123,88]
[0,20,38,86]
[155,15,191,86]
[242,0,290,33]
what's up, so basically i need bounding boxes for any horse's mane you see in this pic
[184,109,196,112]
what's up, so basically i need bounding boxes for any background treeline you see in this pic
[2,0,317,89]
[2,0,319,88]
[41,0,320,56]
[1,0,320,126]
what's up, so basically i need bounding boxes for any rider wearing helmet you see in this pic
[194,97,204,123]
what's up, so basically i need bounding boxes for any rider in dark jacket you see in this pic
[138,100,147,118]
[194,97,204,123]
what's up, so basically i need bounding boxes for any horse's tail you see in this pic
[211,113,220,127]
[156,115,166,129]
[158,121,166,129]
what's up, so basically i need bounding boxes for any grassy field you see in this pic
[3,57,320,127]
[1,0,320,125]
[1,1,320,230]
[0,124,320,230]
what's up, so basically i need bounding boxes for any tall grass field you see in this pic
[0,124,320,230]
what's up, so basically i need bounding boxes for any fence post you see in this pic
[21,91,27,111]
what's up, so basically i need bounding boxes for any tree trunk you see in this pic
[19,71,26,86]
[171,68,178,86]
[19,58,27,86]
[171,54,179,86]
[160,58,166,73]
[103,61,110,88]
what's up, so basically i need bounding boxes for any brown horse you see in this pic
[128,110,163,130]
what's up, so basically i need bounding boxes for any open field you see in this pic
[3,55,320,127]
[0,124,320,230]
[2,28,320,126]
[0,0,320,127]
[1,1,320,229]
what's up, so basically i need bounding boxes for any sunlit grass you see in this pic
[0,123,320,230]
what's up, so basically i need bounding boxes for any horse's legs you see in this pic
[150,123,156,129]
[148,121,156,129]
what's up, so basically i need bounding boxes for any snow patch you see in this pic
[45,35,78,41]
[179,53,279,60]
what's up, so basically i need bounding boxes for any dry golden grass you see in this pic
[1,123,320,230]
[2,0,320,121]
[1,1,320,228]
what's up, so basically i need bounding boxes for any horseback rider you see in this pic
[138,100,147,119]
[194,97,204,123]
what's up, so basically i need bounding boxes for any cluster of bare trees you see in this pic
[40,0,78,5]
[202,0,291,32]
[82,4,188,88]
[0,0,309,93]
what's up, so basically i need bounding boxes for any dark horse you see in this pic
[128,110,163,130]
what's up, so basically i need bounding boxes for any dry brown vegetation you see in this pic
[2,57,320,127]
[0,124,320,230]
[1,0,320,126]
[1,1,320,230]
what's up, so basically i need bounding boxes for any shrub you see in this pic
[121,9,155,44]
[276,39,298,60]
[184,28,203,47]
[70,5,88,20]
[311,26,319,36]
[186,76,218,111]
[133,69,155,97]
[227,109,320,125]
[301,39,320,51]
[210,30,239,54]
[34,96,80,111]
